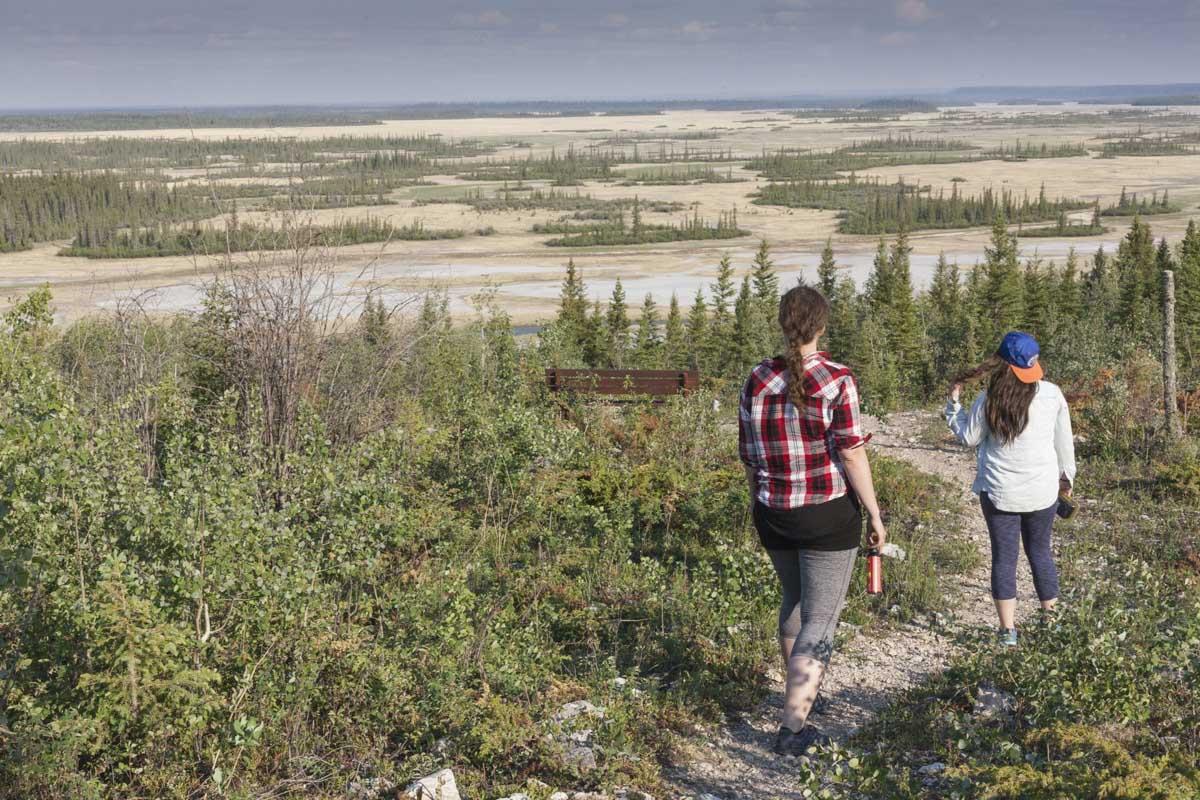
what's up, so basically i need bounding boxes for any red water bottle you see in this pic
[866,548,884,595]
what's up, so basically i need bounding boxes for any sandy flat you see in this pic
[4,105,1199,323]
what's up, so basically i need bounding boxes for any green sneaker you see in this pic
[997,627,1018,647]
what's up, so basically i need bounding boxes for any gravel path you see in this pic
[666,410,1041,800]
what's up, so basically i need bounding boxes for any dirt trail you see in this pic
[668,410,1041,800]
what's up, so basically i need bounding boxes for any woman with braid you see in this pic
[946,332,1076,647]
[738,285,887,755]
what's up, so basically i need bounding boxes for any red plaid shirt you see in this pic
[738,352,869,509]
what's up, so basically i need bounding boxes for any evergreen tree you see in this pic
[1023,258,1054,345]
[710,254,737,326]
[707,255,738,371]
[1157,236,1175,277]
[927,252,969,378]
[732,276,758,375]
[865,238,894,312]
[581,299,608,367]
[557,258,588,351]
[1084,245,1120,323]
[685,288,709,370]
[605,280,630,367]
[1058,248,1082,323]
[817,237,838,297]
[751,239,780,306]
[982,214,1025,346]
[1115,215,1157,335]
[825,276,858,364]
[884,230,927,389]
[750,239,781,359]
[634,293,661,367]
[1177,220,1200,371]
[663,292,686,368]
[963,264,988,364]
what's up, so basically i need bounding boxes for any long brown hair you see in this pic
[952,354,1038,445]
[778,286,830,407]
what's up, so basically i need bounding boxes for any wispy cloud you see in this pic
[451,9,511,28]
[880,30,916,45]
[896,0,931,23]
[603,13,630,28]
[679,20,717,41]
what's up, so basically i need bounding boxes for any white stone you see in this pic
[973,683,1015,719]
[554,700,606,723]
[917,762,946,775]
[404,769,461,800]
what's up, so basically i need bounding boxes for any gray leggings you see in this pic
[767,547,858,664]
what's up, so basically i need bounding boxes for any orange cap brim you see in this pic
[1010,362,1043,383]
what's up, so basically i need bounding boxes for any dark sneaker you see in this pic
[997,627,1018,647]
[810,693,831,716]
[773,725,832,757]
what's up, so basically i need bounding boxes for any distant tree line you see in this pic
[755,176,1090,235]
[538,204,747,247]
[1100,187,1179,217]
[0,173,208,253]
[59,215,465,259]
[0,134,493,172]
[748,138,1087,182]
[543,214,1200,414]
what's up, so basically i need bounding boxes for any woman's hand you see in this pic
[950,382,962,404]
[867,511,887,549]
[1059,477,1072,498]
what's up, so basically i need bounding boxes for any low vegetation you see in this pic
[539,207,747,247]
[754,177,1090,235]
[58,216,464,259]
[0,172,211,252]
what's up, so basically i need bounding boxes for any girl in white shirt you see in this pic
[945,332,1076,646]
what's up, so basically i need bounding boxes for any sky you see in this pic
[2,0,1199,109]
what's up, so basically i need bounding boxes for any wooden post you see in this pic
[1163,270,1183,443]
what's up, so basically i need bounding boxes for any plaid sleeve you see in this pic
[738,375,759,467]
[830,374,868,450]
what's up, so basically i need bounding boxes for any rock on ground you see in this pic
[404,768,461,800]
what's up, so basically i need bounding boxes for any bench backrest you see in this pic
[545,368,699,400]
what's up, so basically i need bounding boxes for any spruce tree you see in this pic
[927,252,967,378]
[1023,258,1054,345]
[557,258,588,350]
[732,276,758,376]
[1176,220,1200,371]
[685,288,709,370]
[865,238,894,312]
[582,299,608,367]
[605,279,630,367]
[750,239,781,360]
[825,276,858,364]
[707,255,737,371]
[1114,215,1157,334]
[710,254,737,326]
[634,293,660,367]
[750,239,780,307]
[1057,248,1081,322]
[663,292,686,368]
[817,237,838,297]
[885,230,927,390]
[982,214,1025,346]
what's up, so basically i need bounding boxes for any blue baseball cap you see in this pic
[997,331,1043,383]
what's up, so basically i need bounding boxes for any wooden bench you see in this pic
[545,368,700,403]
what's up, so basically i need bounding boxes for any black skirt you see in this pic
[753,493,862,551]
